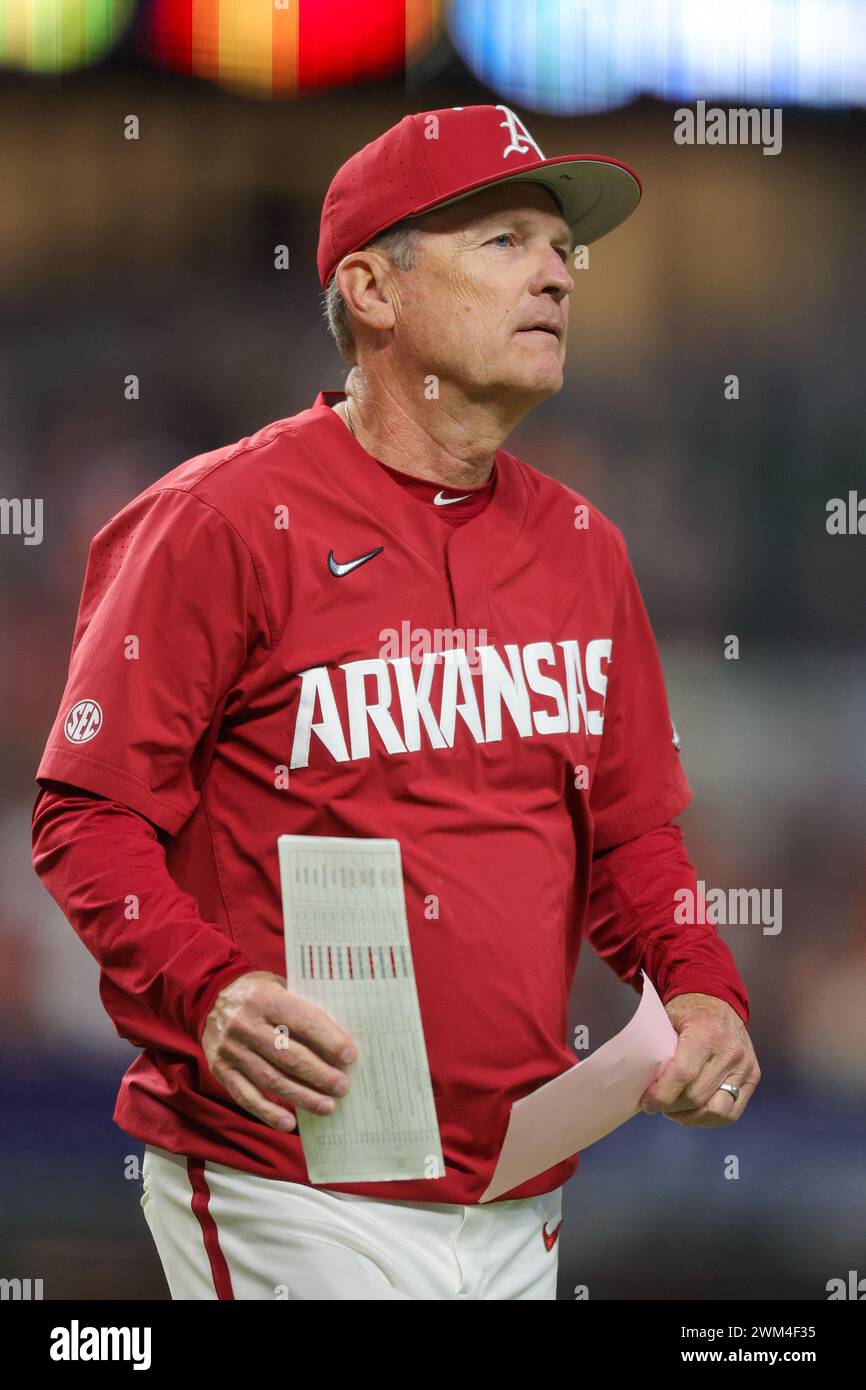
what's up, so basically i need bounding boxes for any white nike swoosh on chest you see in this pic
[433,490,471,506]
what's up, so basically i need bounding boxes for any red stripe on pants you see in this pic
[187,1158,235,1300]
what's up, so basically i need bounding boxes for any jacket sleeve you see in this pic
[34,486,272,836]
[586,820,750,1027]
[589,525,692,852]
[31,781,256,1051]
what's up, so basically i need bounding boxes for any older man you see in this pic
[32,105,759,1301]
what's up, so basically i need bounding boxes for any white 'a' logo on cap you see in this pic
[495,104,545,160]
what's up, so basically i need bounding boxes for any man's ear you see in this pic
[335,251,397,336]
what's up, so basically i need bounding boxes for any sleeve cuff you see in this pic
[592,766,693,854]
[36,748,192,836]
[192,959,258,1046]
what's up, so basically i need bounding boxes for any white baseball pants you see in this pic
[140,1143,563,1300]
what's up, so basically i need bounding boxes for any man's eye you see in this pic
[488,233,513,248]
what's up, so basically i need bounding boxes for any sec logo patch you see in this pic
[64,699,103,744]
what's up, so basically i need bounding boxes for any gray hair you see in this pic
[323,222,420,364]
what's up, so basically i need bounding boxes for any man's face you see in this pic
[391,182,574,407]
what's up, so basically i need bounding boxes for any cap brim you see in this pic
[409,154,641,249]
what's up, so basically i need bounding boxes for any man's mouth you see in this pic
[517,324,561,338]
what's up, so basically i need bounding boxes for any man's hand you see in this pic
[200,971,357,1133]
[639,992,760,1126]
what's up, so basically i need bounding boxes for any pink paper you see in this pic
[479,971,677,1202]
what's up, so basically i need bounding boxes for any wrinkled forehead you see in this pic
[412,180,573,245]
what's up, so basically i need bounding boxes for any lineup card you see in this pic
[277,835,444,1185]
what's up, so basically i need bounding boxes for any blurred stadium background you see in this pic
[0,0,864,1299]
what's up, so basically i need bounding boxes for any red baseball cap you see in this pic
[317,104,641,289]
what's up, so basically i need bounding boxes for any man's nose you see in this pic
[534,248,574,300]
